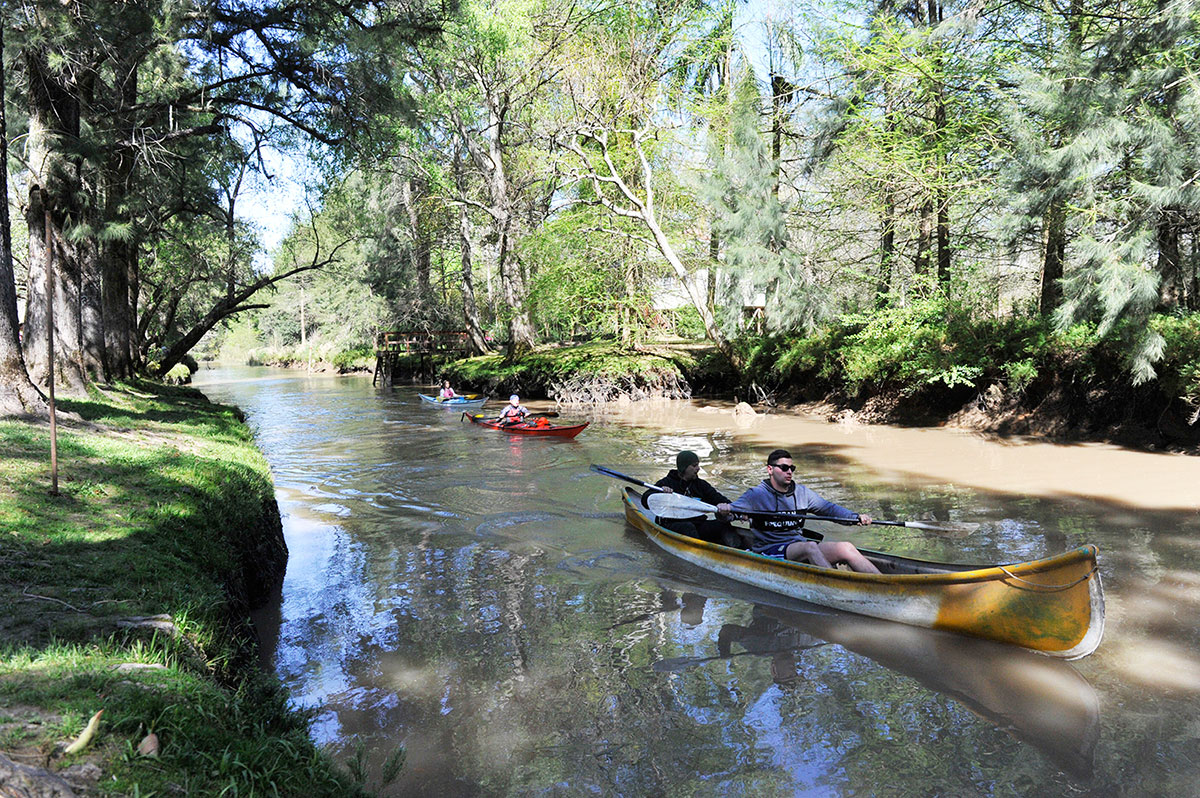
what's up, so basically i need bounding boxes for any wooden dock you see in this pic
[373,330,471,386]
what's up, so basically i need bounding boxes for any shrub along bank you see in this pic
[744,307,1200,451]
[433,309,1199,451]
[0,384,372,796]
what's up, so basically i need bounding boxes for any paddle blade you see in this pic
[645,492,718,519]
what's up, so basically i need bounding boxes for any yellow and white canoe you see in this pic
[622,488,1105,659]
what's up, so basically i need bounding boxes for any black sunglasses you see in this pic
[769,463,796,472]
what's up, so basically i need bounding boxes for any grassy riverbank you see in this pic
[0,384,370,796]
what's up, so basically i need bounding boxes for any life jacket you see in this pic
[534,417,550,427]
[498,406,526,423]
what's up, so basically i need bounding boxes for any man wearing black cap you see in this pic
[655,451,744,548]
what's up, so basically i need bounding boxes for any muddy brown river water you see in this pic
[195,366,1200,797]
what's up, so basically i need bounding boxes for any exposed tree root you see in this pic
[551,371,691,404]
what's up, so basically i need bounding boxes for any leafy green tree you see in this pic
[404,0,583,357]
[664,0,738,309]
[2,0,454,395]
[520,204,658,343]
[699,67,825,335]
[1005,0,1200,382]
[804,0,1006,305]
[553,0,747,369]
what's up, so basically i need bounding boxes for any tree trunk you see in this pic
[0,26,45,415]
[103,236,136,379]
[770,73,786,198]
[879,205,895,307]
[23,192,88,393]
[80,236,107,381]
[879,83,897,306]
[914,199,934,276]
[458,203,490,354]
[401,178,433,303]
[621,259,637,345]
[128,238,143,369]
[707,229,718,310]
[453,151,490,354]
[498,218,535,358]
[21,47,88,392]
[1040,201,1066,314]
[936,193,951,284]
[928,0,951,285]
[1156,210,1181,309]
[1190,231,1199,311]
[483,104,535,357]
[102,57,139,380]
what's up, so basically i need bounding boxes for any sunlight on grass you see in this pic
[1,382,368,796]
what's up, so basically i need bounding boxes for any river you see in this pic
[194,365,1200,797]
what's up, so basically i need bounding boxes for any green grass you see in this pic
[0,381,370,796]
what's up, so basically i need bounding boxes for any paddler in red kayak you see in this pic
[497,394,531,426]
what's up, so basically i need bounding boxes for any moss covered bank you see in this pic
[0,384,372,796]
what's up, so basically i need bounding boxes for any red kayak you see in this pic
[464,413,588,438]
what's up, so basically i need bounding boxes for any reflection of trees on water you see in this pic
[309,530,1103,796]
[212,374,1200,796]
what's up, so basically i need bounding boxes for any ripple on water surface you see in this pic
[195,368,1200,798]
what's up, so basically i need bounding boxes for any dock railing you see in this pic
[373,330,471,385]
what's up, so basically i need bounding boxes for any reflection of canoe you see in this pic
[622,487,1104,658]
[418,393,487,409]
[464,414,588,438]
[734,602,1100,778]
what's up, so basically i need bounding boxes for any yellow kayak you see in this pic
[622,487,1105,659]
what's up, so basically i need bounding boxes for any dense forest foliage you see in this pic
[2,0,1199,423]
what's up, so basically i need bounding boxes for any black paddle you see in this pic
[645,492,976,536]
[589,464,665,492]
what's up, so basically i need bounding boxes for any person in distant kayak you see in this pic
[656,451,744,548]
[497,394,530,425]
[438,380,458,400]
[734,449,880,574]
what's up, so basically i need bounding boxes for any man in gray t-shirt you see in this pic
[733,448,880,574]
